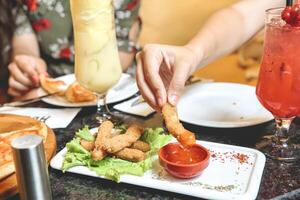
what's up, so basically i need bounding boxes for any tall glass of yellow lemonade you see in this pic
[70,0,122,125]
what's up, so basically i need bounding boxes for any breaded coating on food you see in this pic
[65,82,96,103]
[91,149,107,161]
[94,121,114,147]
[102,124,144,153]
[92,121,113,161]
[114,148,146,162]
[80,139,95,151]
[131,141,150,152]
[162,103,196,146]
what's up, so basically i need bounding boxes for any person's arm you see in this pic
[186,0,285,71]
[136,0,284,110]
[12,33,40,57]
[8,9,47,97]
[8,34,47,97]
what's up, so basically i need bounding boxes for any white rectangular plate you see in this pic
[50,140,265,200]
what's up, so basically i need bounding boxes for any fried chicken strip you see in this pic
[162,103,196,146]
[102,124,144,153]
[80,140,95,151]
[91,121,113,161]
[114,148,146,162]
[131,141,150,152]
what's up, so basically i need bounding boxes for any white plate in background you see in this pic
[39,73,138,107]
[178,82,273,128]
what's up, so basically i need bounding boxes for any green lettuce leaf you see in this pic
[66,138,90,154]
[62,152,90,172]
[89,157,152,182]
[62,137,91,171]
[75,125,95,141]
[141,128,173,156]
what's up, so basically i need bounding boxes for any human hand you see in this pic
[8,55,47,97]
[136,44,200,110]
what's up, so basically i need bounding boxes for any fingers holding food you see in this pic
[8,62,33,87]
[65,82,96,103]
[13,55,46,79]
[114,148,146,162]
[12,55,48,88]
[102,124,144,153]
[136,52,160,110]
[8,76,30,93]
[131,141,150,152]
[162,103,196,146]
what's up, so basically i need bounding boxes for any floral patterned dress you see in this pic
[16,0,141,77]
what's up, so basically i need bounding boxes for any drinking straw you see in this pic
[286,0,293,6]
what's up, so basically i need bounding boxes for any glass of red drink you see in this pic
[256,7,300,161]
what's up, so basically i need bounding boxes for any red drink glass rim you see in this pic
[266,7,284,15]
[265,7,300,30]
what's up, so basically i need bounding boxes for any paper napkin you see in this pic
[0,107,81,129]
[113,96,155,117]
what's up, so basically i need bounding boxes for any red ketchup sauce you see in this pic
[162,143,207,165]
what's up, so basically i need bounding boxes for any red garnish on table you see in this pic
[209,150,251,165]
[281,3,300,26]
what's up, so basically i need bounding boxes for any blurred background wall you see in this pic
[139,0,237,45]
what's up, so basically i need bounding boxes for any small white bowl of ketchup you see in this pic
[159,143,210,178]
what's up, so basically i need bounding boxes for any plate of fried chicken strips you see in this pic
[50,104,266,200]
[39,73,138,107]
[50,103,196,181]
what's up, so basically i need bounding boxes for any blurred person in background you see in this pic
[0,0,20,90]
[136,0,284,110]
[6,0,141,98]
[0,0,22,102]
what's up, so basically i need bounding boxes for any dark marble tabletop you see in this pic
[8,103,300,200]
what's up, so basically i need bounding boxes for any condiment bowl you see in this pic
[159,143,210,178]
